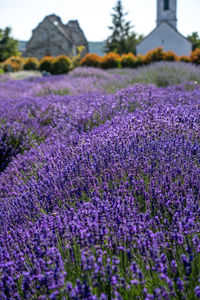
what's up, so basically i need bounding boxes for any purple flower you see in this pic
[195,286,200,299]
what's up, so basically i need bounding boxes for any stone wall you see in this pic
[66,20,89,56]
[26,15,88,60]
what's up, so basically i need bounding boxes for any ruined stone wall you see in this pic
[66,21,89,56]
[26,17,73,59]
[26,15,89,60]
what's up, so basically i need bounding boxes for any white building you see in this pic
[136,0,192,56]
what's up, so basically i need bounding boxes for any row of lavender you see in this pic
[0,64,200,299]
[1,63,200,172]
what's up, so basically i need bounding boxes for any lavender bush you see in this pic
[109,61,200,87]
[0,64,200,299]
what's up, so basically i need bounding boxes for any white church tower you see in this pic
[136,0,192,56]
[157,0,177,29]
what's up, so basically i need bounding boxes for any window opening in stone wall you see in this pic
[164,0,169,10]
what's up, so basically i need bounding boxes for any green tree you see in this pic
[0,27,19,62]
[124,32,144,55]
[105,0,142,54]
[187,32,200,51]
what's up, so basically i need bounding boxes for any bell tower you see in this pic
[157,0,177,29]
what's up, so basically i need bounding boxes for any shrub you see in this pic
[71,45,86,68]
[2,56,24,72]
[101,52,121,69]
[144,47,165,65]
[164,51,179,61]
[121,53,137,68]
[180,55,191,63]
[0,67,4,74]
[39,56,54,73]
[3,63,12,72]
[51,55,71,75]
[80,53,102,68]
[134,54,145,67]
[24,57,39,70]
[190,48,200,64]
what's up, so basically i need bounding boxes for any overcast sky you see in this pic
[0,0,199,41]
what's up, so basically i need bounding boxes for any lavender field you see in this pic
[1,62,200,299]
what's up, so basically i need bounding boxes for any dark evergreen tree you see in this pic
[0,27,19,62]
[105,0,142,54]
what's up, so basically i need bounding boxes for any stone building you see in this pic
[136,0,192,56]
[25,14,89,59]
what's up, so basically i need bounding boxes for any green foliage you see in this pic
[134,54,144,67]
[71,45,85,68]
[0,27,19,62]
[0,67,4,74]
[37,87,70,97]
[105,0,141,54]
[165,51,179,62]
[187,32,200,51]
[124,32,144,55]
[129,62,200,87]
[191,48,200,64]
[39,56,53,73]
[24,57,39,70]
[51,55,71,75]
[121,52,137,68]
[2,56,24,72]
[180,55,191,63]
